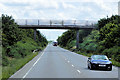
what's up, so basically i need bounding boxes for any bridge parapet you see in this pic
[15,19,97,29]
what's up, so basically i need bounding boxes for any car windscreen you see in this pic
[92,55,108,60]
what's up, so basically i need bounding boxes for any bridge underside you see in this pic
[18,25,94,29]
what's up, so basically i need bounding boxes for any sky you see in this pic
[0,0,119,41]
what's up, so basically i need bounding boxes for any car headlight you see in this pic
[106,61,112,64]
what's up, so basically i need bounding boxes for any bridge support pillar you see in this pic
[76,29,79,49]
[34,29,36,41]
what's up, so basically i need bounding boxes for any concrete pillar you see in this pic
[62,20,64,26]
[34,29,36,41]
[25,20,27,25]
[76,29,79,49]
[38,20,39,25]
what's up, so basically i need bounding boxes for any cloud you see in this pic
[0,0,118,20]
[0,0,119,41]
[38,29,67,41]
[62,1,76,9]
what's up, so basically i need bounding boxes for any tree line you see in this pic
[2,14,48,66]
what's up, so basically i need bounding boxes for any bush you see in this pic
[78,30,100,52]
[85,43,98,52]
[99,23,120,48]
[5,37,39,58]
[66,40,76,49]
[8,47,20,58]
[102,46,120,62]
[2,14,22,47]
[2,56,9,66]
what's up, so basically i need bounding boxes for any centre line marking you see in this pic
[77,70,81,73]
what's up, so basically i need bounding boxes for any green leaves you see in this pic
[2,14,48,60]
[57,29,92,47]
[57,29,76,47]
[99,22,120,48]
[2,14,22,47]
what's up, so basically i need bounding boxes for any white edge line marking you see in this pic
[23,51,45,78]
[77,70,81,73]
[23,67,32,78]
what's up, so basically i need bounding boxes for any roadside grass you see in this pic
[77,51,93,57]
[2,52,38,80]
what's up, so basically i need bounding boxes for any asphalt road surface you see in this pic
[10,44,118,78]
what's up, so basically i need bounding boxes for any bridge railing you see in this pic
[15,19,97,28]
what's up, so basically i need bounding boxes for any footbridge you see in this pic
[15,19,97,49]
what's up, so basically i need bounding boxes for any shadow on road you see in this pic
[84,67,112,71]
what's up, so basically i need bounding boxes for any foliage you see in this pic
[99,23,120,48]
[102,46,120,62]
[79,30,100,52]
[98,15,120,30]
[66,40,76,49]
[57,29,76,47]
[57,29,91,47]
[2,56,9,66]
[58,15,120,66]
[2,14,48,79]
[2,14,48,67]
[2,14,22,47]
[2,52,38,79]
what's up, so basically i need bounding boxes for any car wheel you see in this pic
[90,63,93,70]
[88,64,90,69]
[107,66,112,71]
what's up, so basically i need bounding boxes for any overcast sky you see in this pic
[0,0,119,41]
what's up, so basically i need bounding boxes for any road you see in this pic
[9,44,118,79]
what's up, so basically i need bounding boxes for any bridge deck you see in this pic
[18,25,95,29]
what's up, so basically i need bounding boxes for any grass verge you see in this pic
[0,66,2,80]
[2,52,38,80]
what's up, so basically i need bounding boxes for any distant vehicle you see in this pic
[53,42,57,46]
[87,55,112,71]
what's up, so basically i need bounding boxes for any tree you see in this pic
[98,15,120,31]
[57,29,76,47]
[2,14,22,47]
[99,23,120,48]
[57,29,91,47]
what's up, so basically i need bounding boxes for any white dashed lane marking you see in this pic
[62,55,82,74]
[77,70,81,73]
[72,65,74,67]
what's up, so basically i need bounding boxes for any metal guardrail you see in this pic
[15,19,97,28]
[15,19,96,25]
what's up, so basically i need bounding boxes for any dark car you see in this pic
[53,42,57,46]
[87,55,112,71]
